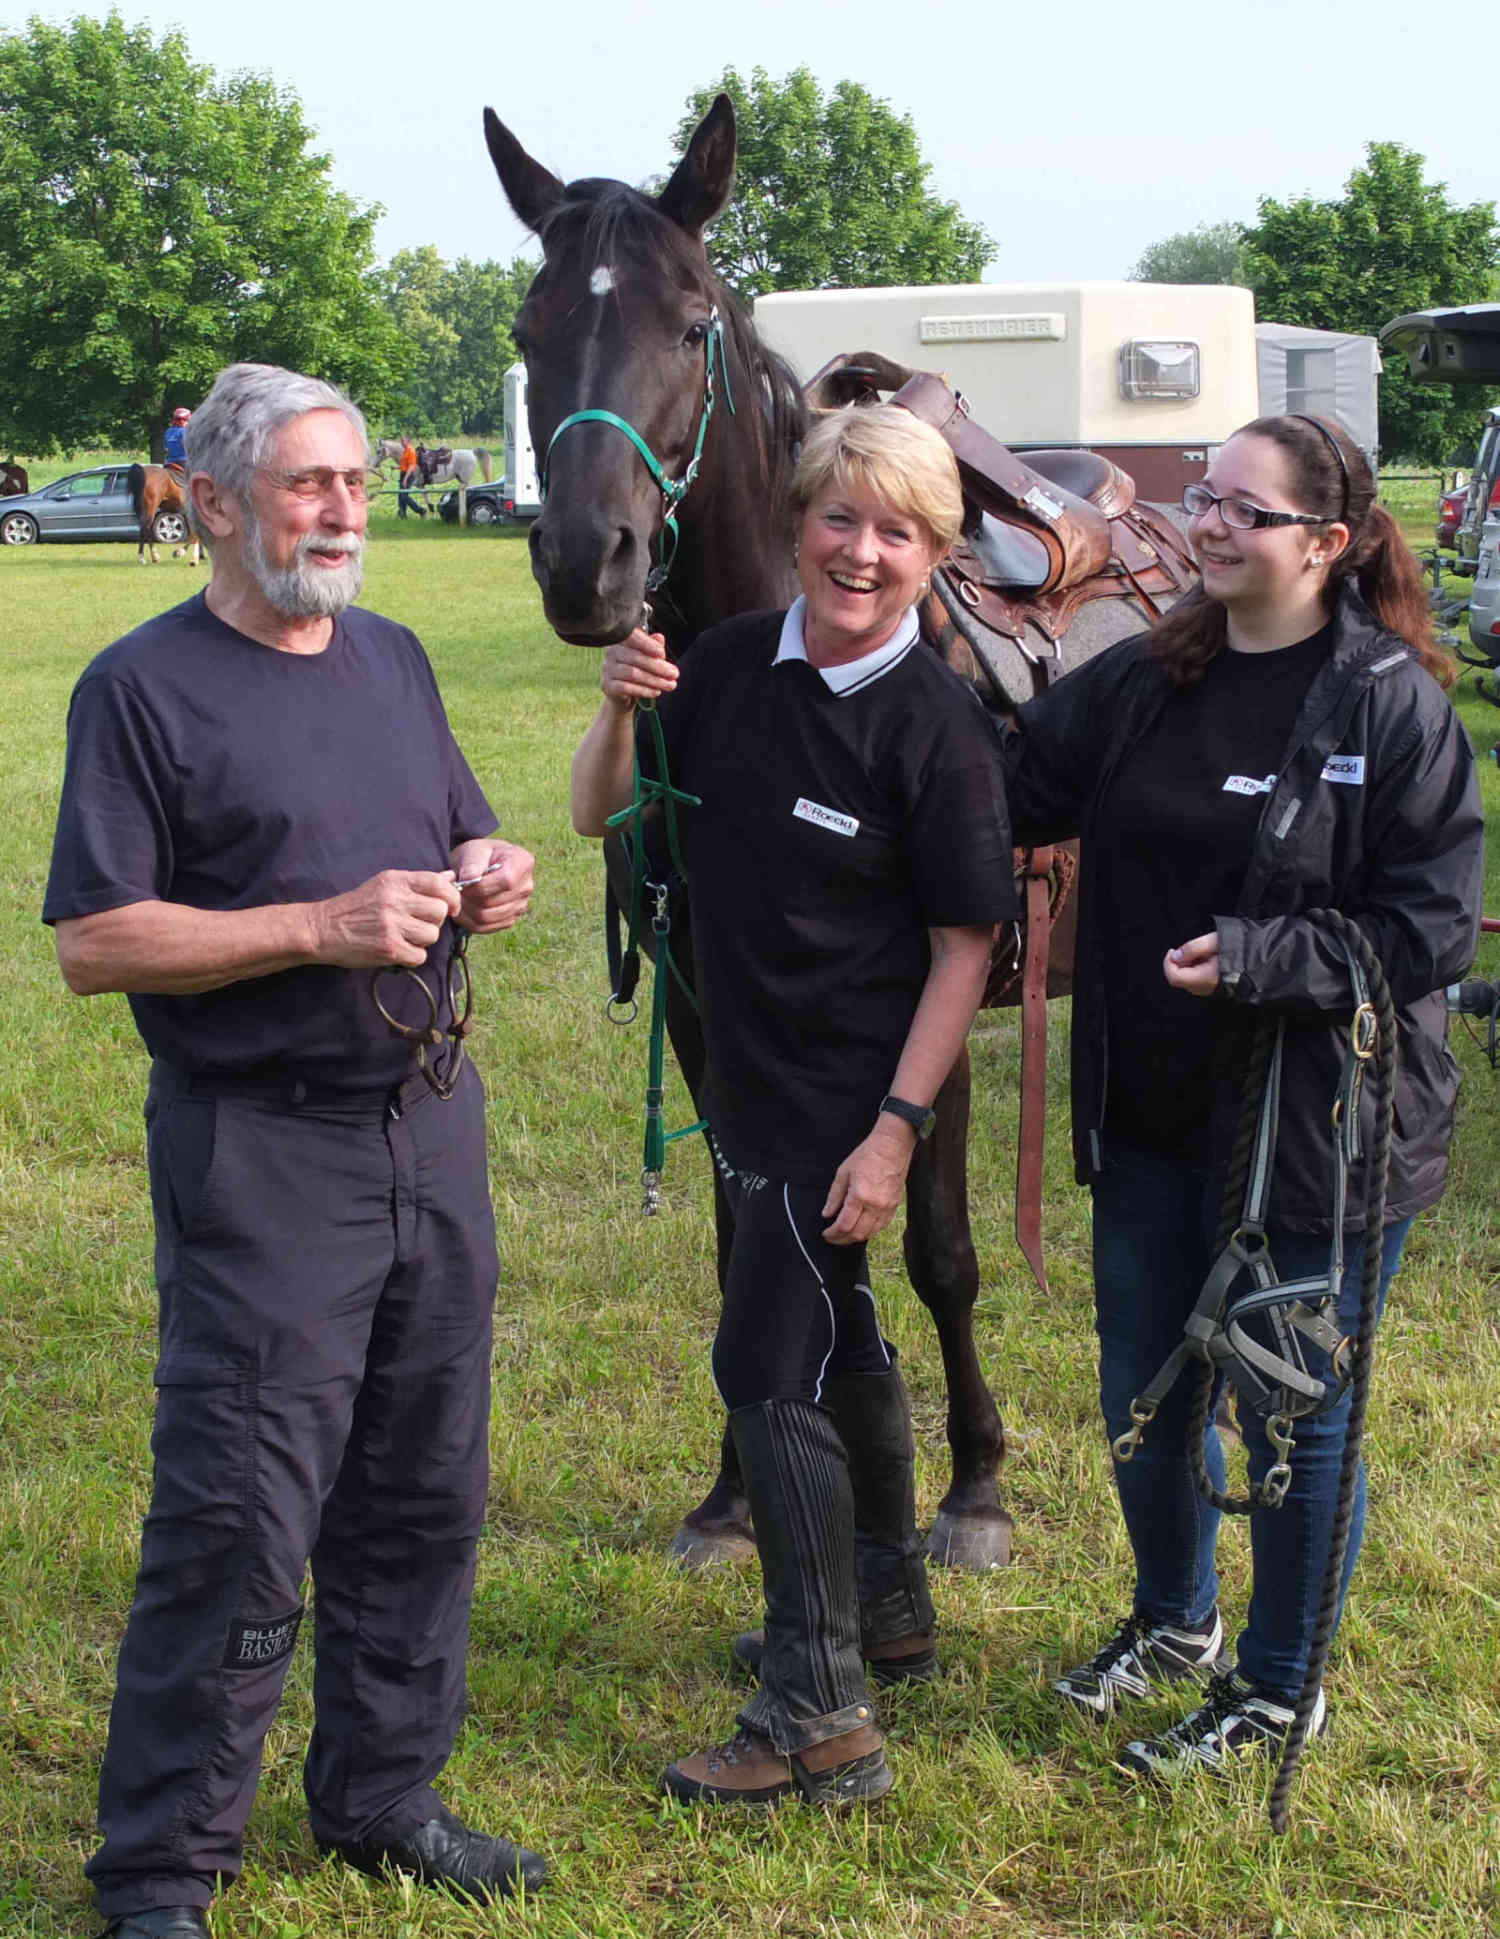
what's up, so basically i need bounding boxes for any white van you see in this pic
[502,363,542,520]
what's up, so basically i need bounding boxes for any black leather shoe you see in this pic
[103,1910,210,1939]
[327,1801,547,1901]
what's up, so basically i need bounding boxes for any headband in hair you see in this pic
[1290,414,1351,526]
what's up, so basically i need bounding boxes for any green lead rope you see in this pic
[604,700,705,1213]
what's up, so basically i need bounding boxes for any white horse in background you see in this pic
[371,439,494,489]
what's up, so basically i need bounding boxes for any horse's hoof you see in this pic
[926,1507,1013,1572]
[667,1522,757,1570]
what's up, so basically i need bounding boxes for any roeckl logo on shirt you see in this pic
[793,797,860,837]
[1320,753,1365,785]
[1222,774,1277,797]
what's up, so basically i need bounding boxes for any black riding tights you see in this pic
[709,1140,892,1412]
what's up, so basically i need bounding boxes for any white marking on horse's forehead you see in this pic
[589,264,615,297]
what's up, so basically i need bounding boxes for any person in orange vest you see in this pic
[398,435,426,519]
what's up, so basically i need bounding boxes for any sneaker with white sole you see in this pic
[1117,1669,1327,1779]
[1053,1609,1228,1718]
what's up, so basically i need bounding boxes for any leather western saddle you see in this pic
[804,352,1200,1292]
[804,352,1198,711]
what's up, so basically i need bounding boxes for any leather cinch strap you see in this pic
[1015,846,1054,1295]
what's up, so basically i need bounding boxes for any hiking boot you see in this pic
[661,1723,891,1808]
[731,1626,938,1688]
[1117,1670,1328,1779]
[1053,1609,1228,1718]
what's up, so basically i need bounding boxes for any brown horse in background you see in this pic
[1,459,29,497]
[127,463,200,565]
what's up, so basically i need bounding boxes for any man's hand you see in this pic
[452,839,535,934]
[310,869,462,968]
[821,1115,917,1246]
[1164,931,1221,997]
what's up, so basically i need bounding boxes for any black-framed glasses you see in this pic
[370,929,474,1100]
[1181,483,1333,531]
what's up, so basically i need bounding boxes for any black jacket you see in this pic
[1003,585,1485,1230]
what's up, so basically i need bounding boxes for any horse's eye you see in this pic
[682,320,709,348]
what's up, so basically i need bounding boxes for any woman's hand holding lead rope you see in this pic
[600,627,677,709]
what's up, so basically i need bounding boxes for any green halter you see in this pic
[541,307,735,593]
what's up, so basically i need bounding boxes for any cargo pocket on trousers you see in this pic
[149,1094,225,1245]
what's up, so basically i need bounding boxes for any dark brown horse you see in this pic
[1,459,29,498]
[484,96,1190,1571]
[127,463,200,565]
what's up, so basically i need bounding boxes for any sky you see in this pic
[4,0,1492,287]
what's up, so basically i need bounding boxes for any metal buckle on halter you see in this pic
[1227,1222,1271,1269]
[1260,1412,1295,1509]
[1112,1396,1157,1464]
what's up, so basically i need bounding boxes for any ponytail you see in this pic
[1332,501,1455,689]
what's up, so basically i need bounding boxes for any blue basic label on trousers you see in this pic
[223,1604,303,1670]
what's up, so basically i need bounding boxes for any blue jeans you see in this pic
[1091,1142,1410,1702]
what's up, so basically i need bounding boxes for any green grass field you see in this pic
[1,524,1498,1939]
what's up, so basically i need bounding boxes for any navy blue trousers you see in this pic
[1092,1141,1409,1701]
[88,1061,498,1919]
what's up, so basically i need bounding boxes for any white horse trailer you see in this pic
[502,362,542,520]
[1254,323,1381,464]
[753,281,1260,503]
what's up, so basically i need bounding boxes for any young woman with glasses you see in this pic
[1001,414,1483,1782]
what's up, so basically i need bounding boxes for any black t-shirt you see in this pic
[1095,625,1332,1155]
[648,610,1016,1184]
[43,593,496,1087]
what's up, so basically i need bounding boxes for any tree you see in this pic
[374,249,535,436]
[0,12,411,458]
[1242,143,1500,463]
[673,67,994,300]
[1128,222,1246,286]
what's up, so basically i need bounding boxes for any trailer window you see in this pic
[1284,348,1338,421]
[1119,340,1200,401]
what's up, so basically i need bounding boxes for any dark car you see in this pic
[0,464,170,545]
[437,479,508,526]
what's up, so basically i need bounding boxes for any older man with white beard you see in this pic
[43,363,546,1936]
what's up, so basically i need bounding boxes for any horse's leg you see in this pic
[666,1149,753,1569]
[658,965,754,1569]
[903,1047,1012,1571]
[597,834,751,1567]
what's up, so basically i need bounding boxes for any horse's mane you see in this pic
[539,181,807,537]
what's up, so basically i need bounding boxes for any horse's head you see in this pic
[484,97,739,646]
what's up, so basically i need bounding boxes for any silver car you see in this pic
[0,463,180,546]
[1467,518,1500,663]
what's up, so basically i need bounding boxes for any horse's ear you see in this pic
[483,107,565,235]
[656,93,736,240]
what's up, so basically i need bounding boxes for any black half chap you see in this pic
[708,1139,892,1411]
[88,1062,498,1920]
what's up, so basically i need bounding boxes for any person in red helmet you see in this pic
[163,407,192,474]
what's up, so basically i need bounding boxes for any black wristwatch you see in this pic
[879,1093,937,1140]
